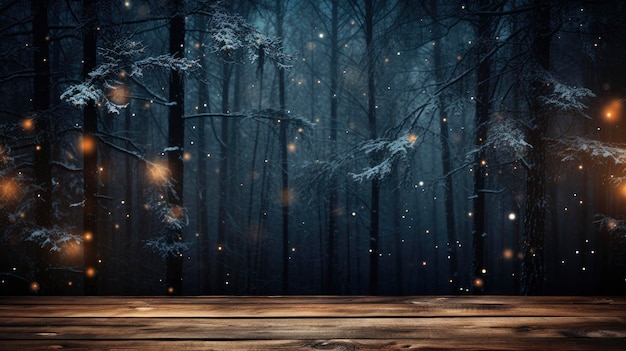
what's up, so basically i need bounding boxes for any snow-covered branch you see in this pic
[24,226,82,252]
[351,133,418,182]
[560,136,626,166]
[208,5,292,69]
[467,116,531,162]
[61,39,200,114]
[540,75,595,116]
[144,235,189,259]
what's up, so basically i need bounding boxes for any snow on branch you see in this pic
[351,133,418,182]
[560,136,626,166]
[540,75,595,115]
[24,226,82,252]
[468,115,531,161]
[61,38,199,114]
[208,5,292,69]
[131,54,199,77]
[144,235,189,259]
[559,136,626,184]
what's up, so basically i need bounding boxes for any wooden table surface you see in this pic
[0,295,624,350]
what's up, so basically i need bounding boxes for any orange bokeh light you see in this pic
[106,84,130,105]
[82,136,96,154]
[502,248,514,260]
[85,267,97,278]
[22,118,34,131]
[148,162,169,183]
[0,180,18,200]
[603,99,623,122]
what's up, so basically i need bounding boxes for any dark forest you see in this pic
[1,0,625,296]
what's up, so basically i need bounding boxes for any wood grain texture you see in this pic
[0,296,624,350]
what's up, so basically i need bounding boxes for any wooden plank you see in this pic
[1,338,625,351]
[0,296,624,350]
[0,296,623,318]
[1,316,625,340]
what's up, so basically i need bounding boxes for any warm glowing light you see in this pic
[22,118,34,131]
[473,278,484,288]
[502,249,514,260]
[85,267,96,278]
[148,162,169,183]
[106,84,130,105]
[65,241,81,257]
[35,145,42,151]
[82,136,96,154]
[619,182,626,197]
[84,231,93,242]
[407,133,418,144]
[167,286,175,294]
[183,152,192,161]
[29,281,40,292]
[287,143,297,152]
[0,180,18,200]
[607,220,617,230]
[603,99,623,122]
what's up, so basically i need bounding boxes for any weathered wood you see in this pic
[0,296,624,350]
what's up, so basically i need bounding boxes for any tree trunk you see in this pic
[165,0,185,296]
[326,0,339,295]
[364,0,379,295]
[275,0,290,294]
[216,62,231,294]
[521,0,552,296]
[81,0,99,296]
[196,24,210,295]
[432,0,459,295]
[31,0,52,294]
[471,0,493,295]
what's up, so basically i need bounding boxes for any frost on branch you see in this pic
[560,136,626,183]
[539,75,595,115]
[351,133,418,182]
[468,116,531,161]
[143,162,189,258]
[561,136,626,166]
[131,54,199,78]
[208,5,291,69]
[25,226,82,252]
[144,235,189,259]
[61,39,199,114]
